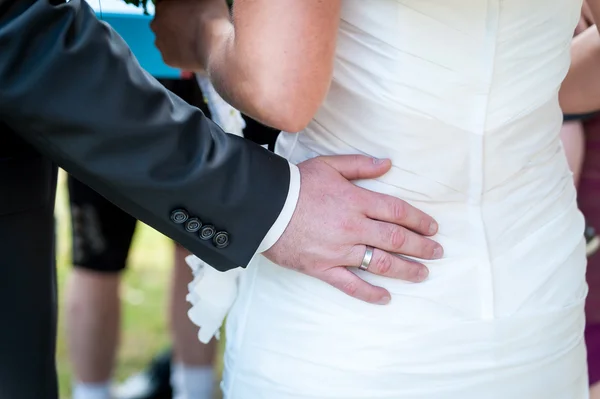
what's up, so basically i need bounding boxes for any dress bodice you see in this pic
[275,0,585,319]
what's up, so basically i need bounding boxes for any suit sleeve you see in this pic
[0,0,297,271]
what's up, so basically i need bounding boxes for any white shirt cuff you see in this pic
[256,162,301,253]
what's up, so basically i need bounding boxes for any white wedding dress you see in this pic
[188,0,590,397]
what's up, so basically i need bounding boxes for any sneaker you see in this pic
[586,224,600,257]
[112,348,172,399]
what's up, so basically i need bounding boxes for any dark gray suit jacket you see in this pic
[0,0,291,271]
[0,3,291,395]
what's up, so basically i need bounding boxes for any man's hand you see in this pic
[264,155,443,305]
[151,0,231,71]
[152,1,442,305]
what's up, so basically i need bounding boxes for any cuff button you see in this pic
[170,209,189,224]
[185,218,202,233]
[213,231,230,249]
[199,225,216,240]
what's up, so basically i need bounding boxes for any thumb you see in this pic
[320,154,392,180]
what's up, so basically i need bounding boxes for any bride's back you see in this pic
[294,0,578,201]
[275,0,585,317]
[224,1,589,397]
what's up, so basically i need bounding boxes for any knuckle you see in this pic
[373,253,393,275]
[342,280,359,296]
[391,200,407,221]
[337,217,357,234]
[348,154,363,168]
[389,227,406,249]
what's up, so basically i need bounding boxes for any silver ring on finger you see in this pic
[359,246,374,271]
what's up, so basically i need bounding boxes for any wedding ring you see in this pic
[359,246,374,271]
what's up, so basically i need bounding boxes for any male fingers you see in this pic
[321,267,392,305]
[360,189,439,236]
[319,154,392,181]
[346,245,429,283]
[360,219,442,260]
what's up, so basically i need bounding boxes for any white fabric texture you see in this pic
[186,76,244,345]
[186,255,242,343]
[190,1,590,397]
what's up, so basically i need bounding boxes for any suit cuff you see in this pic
[256,162,301,254]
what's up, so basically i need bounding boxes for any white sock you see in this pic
[72,381,112,399]
[170,363,215,399]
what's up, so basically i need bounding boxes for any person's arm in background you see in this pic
[152,0,339,133]
[560,1,600,114]
[0,0,293,272]
[560,26,600,114]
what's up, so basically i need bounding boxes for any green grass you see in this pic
[54,171,194,398]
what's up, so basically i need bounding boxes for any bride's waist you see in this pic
[251,232,586,337]
[279,124,568,193]
[277,128,576,217]
[252,215,585,325]
[277,128,581,258]
[272,128,586,318]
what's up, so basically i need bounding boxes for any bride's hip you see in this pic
[236,240,586,327]
[223,253,586,395]
[237,190,586,322]
[258,129,587,343]
[228,201,586,339]
[278,127,581,254]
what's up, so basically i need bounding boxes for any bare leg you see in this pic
[66,268,120,384]
[169,244,217,398]
[66,174,137,399]
[170,244,217,365]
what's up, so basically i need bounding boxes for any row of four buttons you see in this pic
[170,209,230,249]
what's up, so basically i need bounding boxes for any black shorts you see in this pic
[69,78,280,272]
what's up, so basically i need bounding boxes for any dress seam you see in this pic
[472,0,501,321]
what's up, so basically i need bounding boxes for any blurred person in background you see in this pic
[561,1,600,256]
[66,78,217,399]
[576,114,600,399]
[66,76,281,399]
[61,4,280,399]
[561,4,600,398]
[66,3,227,399]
